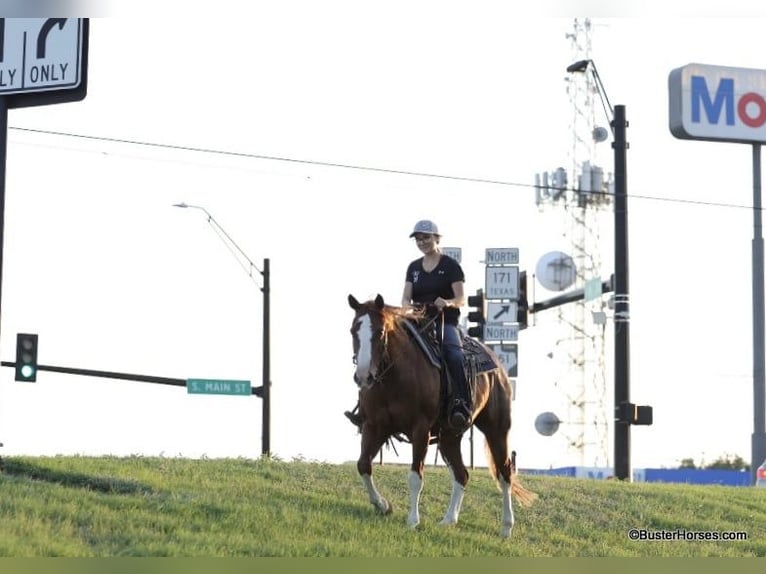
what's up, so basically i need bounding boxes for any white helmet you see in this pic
[409,219,440,237]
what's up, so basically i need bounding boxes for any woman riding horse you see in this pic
[346,219,472,430]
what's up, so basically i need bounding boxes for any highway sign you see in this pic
[0,19,85,94]
[485,266,519,300]
[491,343,518,377]
[486,301,517,324]
[485,248,519,265]
[442,246,462,263]
[483,324,518,342]
[187,379,252,396]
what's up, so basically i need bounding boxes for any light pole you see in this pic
[173,203,271,457]
[567,59,635,480]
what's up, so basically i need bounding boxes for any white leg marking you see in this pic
[440,468,465,526]
[407,470,423,528]
[355,316,374,383]
[500,476,515,538]
[362,473,390,514]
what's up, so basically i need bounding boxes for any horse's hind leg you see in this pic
[357,425,392,516]
[437,431,469,526]
[478,419,515,538]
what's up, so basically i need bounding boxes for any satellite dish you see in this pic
[535,251,576,291]
[535,412,561,436]
[592,126,609,142]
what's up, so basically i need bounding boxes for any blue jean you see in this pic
[440,321,470,405]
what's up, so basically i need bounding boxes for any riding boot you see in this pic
[447,366,472,430]
[344,400,364,428]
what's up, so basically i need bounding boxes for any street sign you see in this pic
[442,246,462,263]
[485,266,519,300]
[0,19,85,94]
[486,301,517,324]
[187,379,252,396]
[491,343,518,377]
[485,248,519,265]
[483,324,518,342]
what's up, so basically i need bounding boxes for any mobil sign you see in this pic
[669,63,766,143]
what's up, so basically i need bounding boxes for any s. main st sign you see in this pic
[670,63,766,143]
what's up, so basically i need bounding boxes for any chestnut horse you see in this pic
[348,294,535,538]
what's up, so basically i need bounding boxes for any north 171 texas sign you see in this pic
[0,18,88,108]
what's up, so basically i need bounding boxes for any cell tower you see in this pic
[534,18,611,467]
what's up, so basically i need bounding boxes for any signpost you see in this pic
[0,20,89,465]
[187,379,252,396]
[483,247,520,343]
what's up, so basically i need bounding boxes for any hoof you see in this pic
[376,500,393,515]
[501,525,513,538]
[439,518,457,527]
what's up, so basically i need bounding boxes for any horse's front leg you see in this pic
[406,425,431,528]
[357,424,392,516]
[437,431,469,526]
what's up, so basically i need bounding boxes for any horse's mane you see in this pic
[380,304,417,336]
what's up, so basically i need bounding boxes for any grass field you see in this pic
[0,455,764,557]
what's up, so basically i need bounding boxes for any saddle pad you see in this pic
[463,336,499,374]
[402,319,499,374]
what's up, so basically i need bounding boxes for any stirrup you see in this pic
[345,410,364,427]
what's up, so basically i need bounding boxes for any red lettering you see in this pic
[738,92,766,127]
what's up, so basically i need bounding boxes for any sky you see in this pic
[1,3,766,474]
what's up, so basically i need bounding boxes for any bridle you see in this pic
[352,309,392,389]
[352,305,443,389]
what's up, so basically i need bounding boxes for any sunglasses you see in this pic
[414,235,434,241]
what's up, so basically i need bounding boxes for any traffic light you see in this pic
[15,333,39,382]
[466,289,485,340]
[517,271,528,329]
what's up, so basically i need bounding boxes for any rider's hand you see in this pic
[433,297,450,310]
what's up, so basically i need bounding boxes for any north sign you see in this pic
[483,324,518,342]
[485,247,519,265]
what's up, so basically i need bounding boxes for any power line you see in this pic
[8,125,760,212]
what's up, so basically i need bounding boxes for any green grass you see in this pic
[0,455,764,557]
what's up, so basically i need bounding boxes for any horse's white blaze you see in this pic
[362,473,389,514]
[355,315,374,383]
[440,470,465,526]
[500,476,515,538]
[407,470,423,528]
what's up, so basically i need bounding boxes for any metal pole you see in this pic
[751,144,766,485]
[613,104,631,481]
[262,257,271,457]
[0,98,7,460]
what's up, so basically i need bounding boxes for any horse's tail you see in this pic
[484,443,538,507]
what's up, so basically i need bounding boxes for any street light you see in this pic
[567,59,636,481]
[173,202,271,458]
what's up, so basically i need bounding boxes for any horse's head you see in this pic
[348,294,387,388]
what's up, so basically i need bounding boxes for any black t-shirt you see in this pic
[405,255,465,325]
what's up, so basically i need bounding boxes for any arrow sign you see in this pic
[486,301,518,325]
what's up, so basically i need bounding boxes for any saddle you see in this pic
[402,318,498,415]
